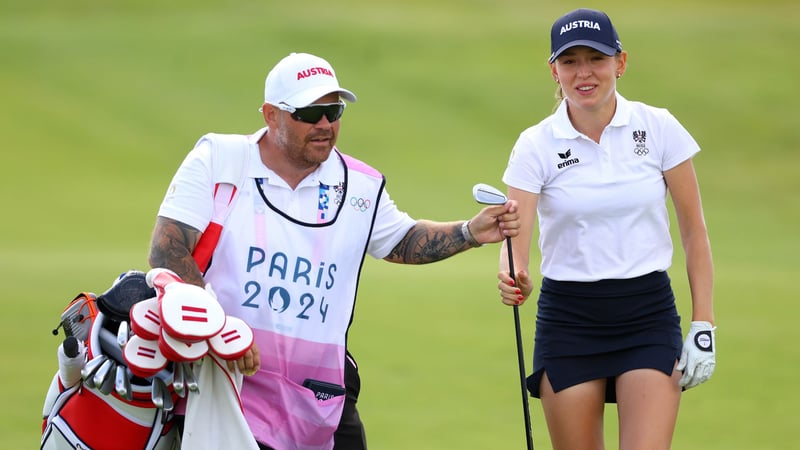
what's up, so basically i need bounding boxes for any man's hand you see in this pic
[227,343,261,376]
[468,201,519,245]
[677,321,716,389]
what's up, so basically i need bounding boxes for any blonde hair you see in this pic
[552,85,564,112]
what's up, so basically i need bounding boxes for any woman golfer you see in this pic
[497,8,716,450]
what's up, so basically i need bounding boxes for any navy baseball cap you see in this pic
[549,9,623,63]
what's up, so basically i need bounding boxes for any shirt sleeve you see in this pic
[502,128,547,194]
[156,139,215,232]
[659,109,701,171]
[366,189,416,259]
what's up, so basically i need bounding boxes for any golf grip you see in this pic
[507,236,534,450]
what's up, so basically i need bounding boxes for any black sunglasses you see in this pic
[276,102,346,124]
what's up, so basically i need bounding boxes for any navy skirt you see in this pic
[526,271,682,403]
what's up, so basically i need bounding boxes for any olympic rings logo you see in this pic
[350,197,371,212]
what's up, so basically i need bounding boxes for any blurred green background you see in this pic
[3,0,798,448]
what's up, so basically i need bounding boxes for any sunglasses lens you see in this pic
[293,103,344,124]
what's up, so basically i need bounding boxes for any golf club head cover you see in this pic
[677,321,716,389]
[124,335,168,379]
[159,282,226,343]
[159,329,209,362]
[97,270,157,323]
[130,297,163,341]
[208,316,254,361]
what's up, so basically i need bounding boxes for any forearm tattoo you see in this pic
[148,216,205,286]
[385,221,471,264]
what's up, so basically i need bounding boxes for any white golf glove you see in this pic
[677,321,716,389]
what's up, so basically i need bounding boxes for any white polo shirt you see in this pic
[502,93,700,282]
[158,127,415,260]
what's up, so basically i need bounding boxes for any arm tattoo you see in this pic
[385,221,471,264]
[148,216,206,287]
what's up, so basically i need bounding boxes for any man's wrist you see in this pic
[461,221,481,248]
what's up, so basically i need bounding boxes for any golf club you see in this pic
[182,362,199,393]
[154,376,174,412]
[117,320,130,348]
[151,376,164,409]
[115,364,132,401]
[81,354,107,388]
[94,359,117,395]
[172,361,186,398]
[472,183,534,450]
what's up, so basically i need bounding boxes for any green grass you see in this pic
[3,0,799,448]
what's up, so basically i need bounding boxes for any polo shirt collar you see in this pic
[551,92,632,139]
[247,127,343,188]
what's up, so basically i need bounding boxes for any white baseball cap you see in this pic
[263,52,357,109]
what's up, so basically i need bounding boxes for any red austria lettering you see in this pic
[297,67,334,80]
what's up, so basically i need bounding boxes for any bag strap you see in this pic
[193,183,237,273]
[191,132,253,273]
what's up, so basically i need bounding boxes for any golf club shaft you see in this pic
[507,236,534,450]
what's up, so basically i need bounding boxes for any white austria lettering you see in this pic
[560,20,601,35]
[297,67,334,80]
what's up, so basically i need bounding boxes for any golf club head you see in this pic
[172,362,186,398]
[115,364,132,401]
[151,377,164,409]
[182,362,199,393]
[472,183,507,205]
[154,377,173,412]
[81,354,107,387]
[116,320,130,348]
[94,359,116,395]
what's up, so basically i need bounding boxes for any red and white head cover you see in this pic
[129,297,161,341]
[159,329,209,362]
[126,269,255,368]
[208,316,254,361]
[123,335,168,379]
[159,283,226,342]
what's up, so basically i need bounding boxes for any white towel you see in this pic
[182,353,259,450]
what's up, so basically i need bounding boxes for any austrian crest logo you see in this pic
[632,130,649,156]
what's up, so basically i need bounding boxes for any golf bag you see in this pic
[41,271,180,450]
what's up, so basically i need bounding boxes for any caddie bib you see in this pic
[203,149,384,450]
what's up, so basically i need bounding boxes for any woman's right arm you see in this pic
[498,186,539,306]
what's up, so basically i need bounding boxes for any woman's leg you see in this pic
[540,372,606,450]
[616,367,681,450]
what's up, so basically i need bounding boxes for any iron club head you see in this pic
[172,362,186,398]
[81,354,108,387]
[94,359,116,395]
[151,377,164,409]
[182,362,199,393]
[154,377,174,412]
[115,364,132,401]
[472,183,507,205]
[116,320,130,348]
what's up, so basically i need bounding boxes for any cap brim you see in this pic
[283,85,357,108]
[549,40,618,63]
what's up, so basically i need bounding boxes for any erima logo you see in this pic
[297,67,334,80]
[557,148,579,169]
[560,20,601,35]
